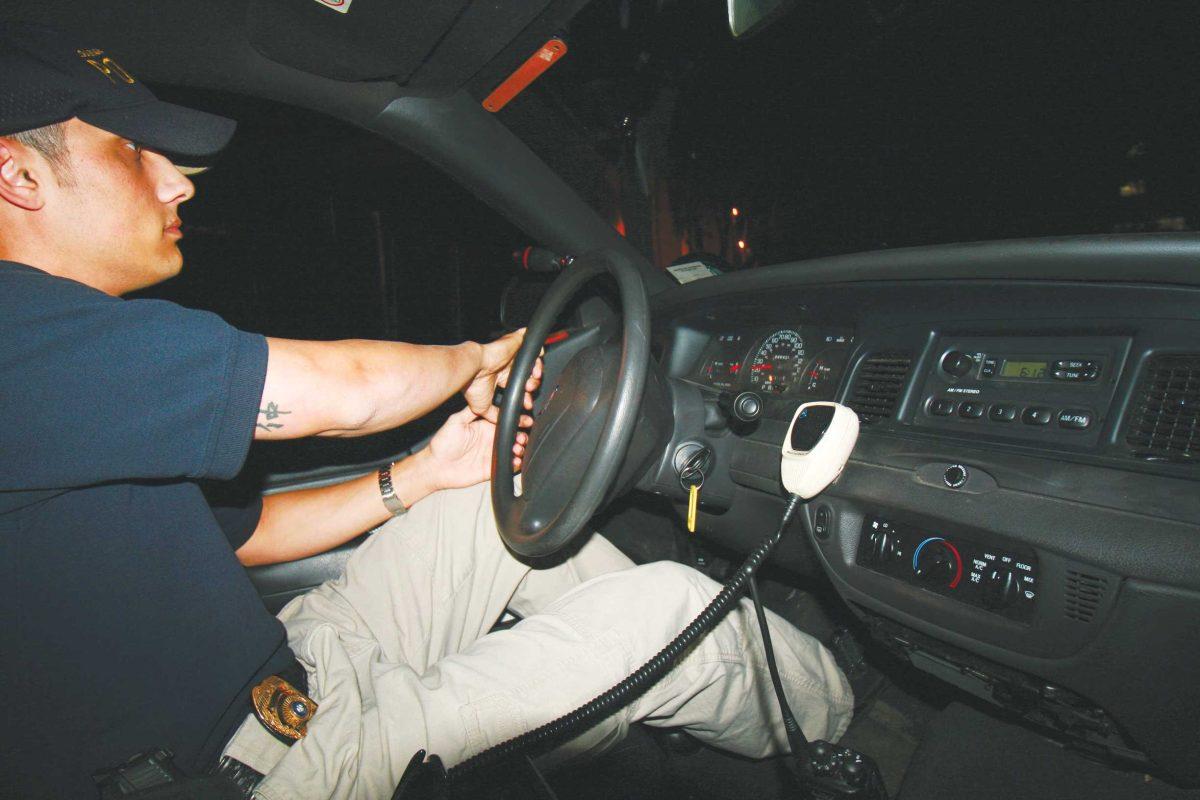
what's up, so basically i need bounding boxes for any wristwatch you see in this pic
[377,463,409,516]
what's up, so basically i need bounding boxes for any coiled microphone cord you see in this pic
[447,494,805,782]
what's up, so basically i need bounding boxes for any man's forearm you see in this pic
[257,338,484,439]
[235,450,437,567]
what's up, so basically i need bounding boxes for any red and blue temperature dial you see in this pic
[912,536,963,588]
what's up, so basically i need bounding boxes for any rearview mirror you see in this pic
[727,0,795,38]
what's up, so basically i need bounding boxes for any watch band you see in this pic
[377,463,408,516]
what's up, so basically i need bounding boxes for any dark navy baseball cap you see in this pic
[0,22,235,172]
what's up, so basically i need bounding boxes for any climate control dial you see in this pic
[983,567,1019,609]
[912,537,963,588]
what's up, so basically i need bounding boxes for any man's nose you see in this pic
[152,153,195,205]
[164,167,195,205]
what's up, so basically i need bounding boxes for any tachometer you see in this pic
[749,330,805,394]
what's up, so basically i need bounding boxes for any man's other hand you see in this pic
[425,406,531,490]
[463,329,543,425]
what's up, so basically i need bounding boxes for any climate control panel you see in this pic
[856,515,1039,622]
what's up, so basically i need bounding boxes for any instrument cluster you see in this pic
[693,327,854,410]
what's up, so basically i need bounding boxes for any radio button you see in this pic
[958,401,986,419]
[1053,359,1087,370]
[1057,409,1093,430]
[928,397,955,416]
[1022,407,1053,426]
[1053,369,1083,381]
[1081,363,1099,380]
[988,403,1017,422]
[981,358,999,378]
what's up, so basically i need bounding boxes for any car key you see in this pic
[680,468,703,534]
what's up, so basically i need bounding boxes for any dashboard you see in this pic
[638,236,1200,787]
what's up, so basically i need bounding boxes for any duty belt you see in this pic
[94,661,315,799]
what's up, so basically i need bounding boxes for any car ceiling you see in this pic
[5,0,592,127]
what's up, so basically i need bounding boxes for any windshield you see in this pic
[513,0,1200,270]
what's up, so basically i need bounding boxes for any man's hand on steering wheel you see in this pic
[423,406,531,490]
[463,328,543,425]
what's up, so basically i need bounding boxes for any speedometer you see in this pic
[749,330,805,394]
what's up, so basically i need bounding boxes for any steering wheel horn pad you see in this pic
[516,342,622,534]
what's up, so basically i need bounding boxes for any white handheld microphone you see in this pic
[780,402,860,499]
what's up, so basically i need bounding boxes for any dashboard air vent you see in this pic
[847,352,912,424]
[1064,570,1108,623]
[1125,354,1200,463]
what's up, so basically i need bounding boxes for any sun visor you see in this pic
[246,0,470,82]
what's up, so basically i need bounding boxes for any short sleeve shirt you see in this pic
[0,261,294,799]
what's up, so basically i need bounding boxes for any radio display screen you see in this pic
[1001,360,1048,379]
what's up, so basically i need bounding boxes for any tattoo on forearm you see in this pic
[257,401,292,432]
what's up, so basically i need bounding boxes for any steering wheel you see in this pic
[492,248,652,558]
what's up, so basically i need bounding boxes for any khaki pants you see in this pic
[224,482,853,800]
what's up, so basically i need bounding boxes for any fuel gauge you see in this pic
[801,353,840,395]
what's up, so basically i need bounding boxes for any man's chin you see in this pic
[156,250,185,282]
[121,258,184,295]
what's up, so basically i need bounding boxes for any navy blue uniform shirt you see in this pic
[0,261,295,799]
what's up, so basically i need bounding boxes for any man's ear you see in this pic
[0,140,47,211]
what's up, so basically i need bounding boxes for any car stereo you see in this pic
[941,349,1102,383]
[911,335,1131,447]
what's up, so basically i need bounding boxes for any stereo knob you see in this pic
[941,350,975,378]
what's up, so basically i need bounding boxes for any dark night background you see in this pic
[520,0,1200,268]
[136,0,1200,474]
